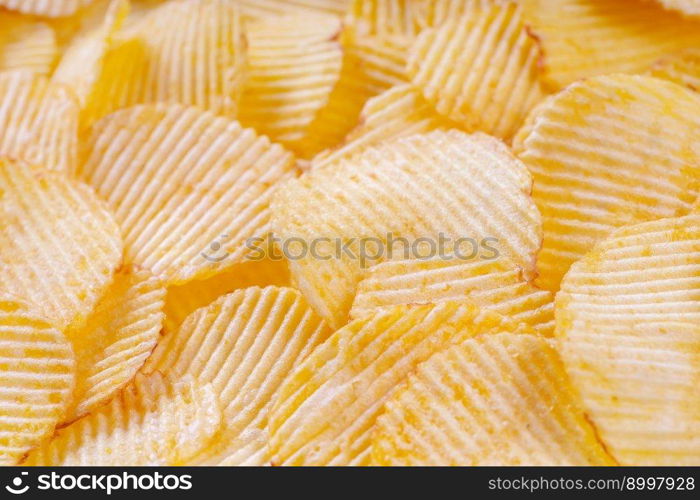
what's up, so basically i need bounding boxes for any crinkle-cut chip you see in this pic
[52,0,128,113]
[652,0,700,17]
[0,158,122,331]
[268,302,534,465]
[238,14,343,154]
[147,287,331,465]
[345,31,409,94]
[24,373,222,466]
[650,49,700,92]
[0,12,57,75]
[0,71,78,172]
[521,0,700,90]
[517,74,700,291]
[65,268,165,422]
[162,259,291,334]
[556,215,700,465]
[371,334,614,466]
[347,0,423,38]
[351,256,554,336]
[273,130,541,328]
[511,93,556,156]
[311,85,453,169]
[417,0,503,29]
[234,0,348,19]
[0,296,75,465]
[408,2,546,140]
[0,0,95,17]
[85,0,247,125]
[77,104,297,284]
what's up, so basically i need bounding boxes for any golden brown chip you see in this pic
[147,286,330,465]
[0,12,57,76]
[372,334,614,465]
[0,296,75,465]
[516,74,700,291]
[557,215,700,465]
[651,0,700,17]
[650,49,700,92]
[0,0,96,17]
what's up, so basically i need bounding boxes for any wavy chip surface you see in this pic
[517,74,700,291]
[78,103,296,284]
[0,12,57,75]
[653,0,700,17]
[650,49,700,92]
[0,296,75,465]
[372,334,614,465]
[147,287,330,465]
[235,0,348,19]
[556,215,700,465]
[0,0,95,17]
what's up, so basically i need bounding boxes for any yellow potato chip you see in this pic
[522,0,700,89]
[0,158,122,331]
[343,30,409,94]
[0,296,75,465]
[372,333,614,465]
[417,0,502,29]
[147,286,331,465]
[25,373,222,465]
[0,12,57,76]
[409,2,546,140]
[238,14,343,154]
[347,0,423,39]
[0,70,78,172]
[235,0,348,19]
[268,302,532,465]
[311,85,453,169]
[0,0,95,17]
[650,49,700,92]
[517,74,700,291]
[77,103,296,284]
[273,130,541,328]
[162,259,290,334]
[65,267,165,421]
[85,0,247,125]
[556,215,700,465]
[652,0,700,17]
[351,256,554,336]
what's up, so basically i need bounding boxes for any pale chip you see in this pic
[0,0,95,17]
[0,11,57,76]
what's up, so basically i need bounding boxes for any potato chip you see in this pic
[517,74,700,291]
[311,84,453,169]
[347,0,423,39]
[417,0,502,29]
[372,333,614,465]
[650,49,700,92]
[0,158,122,331]
[273,130,541,328]
[238,14,343,154]
[0,71,78,172]
[235,0,348,19]
[78,103,296,284]
[85,0,247,125]
[556,215,700,466]
[522,0,700,89]
[652,0,700,17]
[24,373,222,465]
[0,12,57,76]
[0,296,75,465]
[342,30,409,94]
[65,268,165,421]
[409,2,546,140]
[163,259,290,334]
[351,256,554,336]
[268,302,533,465]
[0,0,95,17]
[147,286,331,465]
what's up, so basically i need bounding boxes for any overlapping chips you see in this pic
[650,49,700,91]
[0,12,57,76]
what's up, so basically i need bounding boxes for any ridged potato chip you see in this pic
[66,268,165,421]
[343,29,409,94]
[517,74,700,291]
[371,333,614,465]
[0,12,57,75]
[147,287,331,465]
[0,0,95,17]
[351,255,554,336]
[238,14,343,154]
[25,373,222,466]
[0,71,78,172]
[235,0,348,19]
[78,103,296,284]
[408,2,546,140]
[0,158,122,331]
[650,49,700,92]
[347,0,423,39]
[522,0,700,89]
[273,129,541,328]
[557,215,700,465]
[268,302,532,465]
[0,296,75,465]
[162,259,290,334]
[417,0,502,29]
[652,0,700,17]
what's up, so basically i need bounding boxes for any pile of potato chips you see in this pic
[0,0,698,466]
